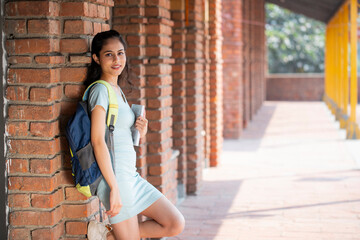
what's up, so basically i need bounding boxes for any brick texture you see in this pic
[209,0,223,167]
[184,0,205,194]
[222,0,243,138]
[243,0,266,127]
[266,74,324,101]
[170,0,188,199]
[222,0,266,138]
[5,0,113,239]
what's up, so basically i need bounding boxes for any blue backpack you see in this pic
[65,80,118,197]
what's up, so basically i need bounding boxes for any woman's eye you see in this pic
[118,52,124,56]
[105,53,112,57]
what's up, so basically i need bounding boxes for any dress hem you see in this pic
[109,192,163,224]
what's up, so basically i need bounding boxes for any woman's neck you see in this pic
[99,74,118,86]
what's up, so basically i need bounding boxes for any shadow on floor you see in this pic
[223,103,277,152]
[178,179,243,239]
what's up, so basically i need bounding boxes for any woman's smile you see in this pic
[112,65,121,69]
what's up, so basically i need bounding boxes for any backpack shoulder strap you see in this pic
[82,80,119,129]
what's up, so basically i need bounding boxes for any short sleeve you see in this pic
[88,83,109,113]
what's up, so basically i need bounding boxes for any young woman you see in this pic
[85,30,185,239]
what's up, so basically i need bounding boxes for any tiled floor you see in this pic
[169,102,360,240]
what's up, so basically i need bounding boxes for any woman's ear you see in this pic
[92,54,100,65]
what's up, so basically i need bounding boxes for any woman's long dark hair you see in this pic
[84,30,132,88]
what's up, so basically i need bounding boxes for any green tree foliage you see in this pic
[266,4,325,73]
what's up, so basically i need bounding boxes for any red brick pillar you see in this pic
[113,0,178,203]
[185,0,205,194]
[223,0,265,136]
[242,0,251,128]
[244,0,265,119]
[170,0,188,199]
[5,0,113,239]
[203,0,211,168]
[255,0,266,108]
[208,0,223,166]
[222,0,243,138]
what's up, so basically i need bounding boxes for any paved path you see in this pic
[169,102,360,240]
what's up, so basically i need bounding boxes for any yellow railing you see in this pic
[324,0,359,139]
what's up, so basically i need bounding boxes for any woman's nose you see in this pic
[113,55,120,62]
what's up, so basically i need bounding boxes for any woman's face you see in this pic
[93,38,126,79]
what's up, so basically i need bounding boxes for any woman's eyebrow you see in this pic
[103,49,125,53]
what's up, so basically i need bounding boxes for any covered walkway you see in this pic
[169,102,360,240]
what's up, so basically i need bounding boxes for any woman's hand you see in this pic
[106,188,122,218]
[135,115,148,138]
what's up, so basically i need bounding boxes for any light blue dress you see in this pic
[88,83,163,224]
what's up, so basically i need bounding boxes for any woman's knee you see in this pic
[166,212,185,236]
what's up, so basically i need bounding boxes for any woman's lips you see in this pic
[112,65,121,69]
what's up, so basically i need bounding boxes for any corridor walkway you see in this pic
[169,102,360,240]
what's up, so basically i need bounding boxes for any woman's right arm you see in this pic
[91,105,122,217]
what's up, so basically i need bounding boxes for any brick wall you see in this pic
[222,0,266,138]
[171,0,222,191]
[266,74,325,101]
[0,0,7,238]
[242,0,251,130]
[184,0,205,194]
[243,0,266,126]
[203,0,211,169]
[5,0,113,239]
[222,0,243,138]
[170,0,188,199]
[209,0,223,166]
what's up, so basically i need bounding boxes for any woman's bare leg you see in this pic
[111,215,140,240]
[139,196,185,238]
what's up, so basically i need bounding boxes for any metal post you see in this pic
[347,0,359,138]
